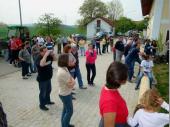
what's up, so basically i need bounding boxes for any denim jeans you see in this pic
[80,47,85,56]
[102,44,106,53]
[38,80,52,107]
[96,43,101,55]
[58,43,62,54]
[74,66,84,88]
[33,56,38,72]
[28,63,34,73]
[99,118,130,127]
[69,69,75,78]
[113,51,116,61]
[116,50,124,62]
[21,61,29,76]
[125,60,134,81]
[59,94,73,127]
[86,63,96,84]
[136,71,153,88]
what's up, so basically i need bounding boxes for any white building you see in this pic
[86,17,115,39]
[141,0,170,43]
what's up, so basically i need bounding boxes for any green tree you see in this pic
[115,17,136,34]
[107,0,124,22]
[135,17,149,31]
[0,22,8,39]
[78,0,107,25]
[37,13,62,36]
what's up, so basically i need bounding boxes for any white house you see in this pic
[86,17,115,39]
[141,0,170,43]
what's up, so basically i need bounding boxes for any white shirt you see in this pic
[57,67,72,96]
[141,60,153,72]
[37,37,44,45]
[128,102,169,127]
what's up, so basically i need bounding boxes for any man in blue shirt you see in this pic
[125,40,141,82]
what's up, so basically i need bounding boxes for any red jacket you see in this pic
[85,49,97,64]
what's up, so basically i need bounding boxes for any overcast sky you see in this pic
[0,0,143,25]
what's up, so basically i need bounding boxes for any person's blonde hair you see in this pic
[140,88,161,112]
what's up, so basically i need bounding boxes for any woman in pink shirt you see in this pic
[85,43,97,86]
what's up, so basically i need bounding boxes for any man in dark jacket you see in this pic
[115,36,125,62]
[71,44,87,89]
[125,40,141,82]
[36,46,57,111]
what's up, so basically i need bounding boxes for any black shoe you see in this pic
[27,74,32,76]
[46,102,55,105]
[40,106,49,111]
[72,96,76,100]
[128,80,134,83]
[69,124,75,127]
[71,92,76,95]
[91,83,95,86]
[22,76,28,79]
[135,87,139,90]
[79,86,87,89]
[133,75,136,78]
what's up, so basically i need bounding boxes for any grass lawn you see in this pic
[153,63,169,102]
[153,63,169,127]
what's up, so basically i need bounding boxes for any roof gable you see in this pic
[141,0,153,16]
[87,17,114,27]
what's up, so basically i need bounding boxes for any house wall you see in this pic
[160,0,170,45]
[150,0,163,40]
[147,0,170,44]
[86,18,113,39]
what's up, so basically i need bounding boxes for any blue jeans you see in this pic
[136,71,153,88]
[38,80,52,107]
[80,47,85,56]
[59,94,73,127]
[69,68,75,78]
[96,43,101,55]
[33,56,38,72]
[74,66,84,88]
[125,60,134,81]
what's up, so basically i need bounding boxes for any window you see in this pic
[97,20,101,27]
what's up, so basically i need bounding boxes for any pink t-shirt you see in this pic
[99,86,128,124]
[85,49,97,64]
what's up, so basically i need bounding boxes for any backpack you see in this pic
[0,102,7,127]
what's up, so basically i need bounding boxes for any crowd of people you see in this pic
[0,33,169,127]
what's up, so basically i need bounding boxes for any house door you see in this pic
[166,30,169,42]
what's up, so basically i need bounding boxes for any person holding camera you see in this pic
[36,46,57,111]
[85,43,97,86]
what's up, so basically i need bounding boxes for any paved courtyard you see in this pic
[0,53,139,127]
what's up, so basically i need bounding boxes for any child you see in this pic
[135,54,153,90]
[128,88,169,127]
